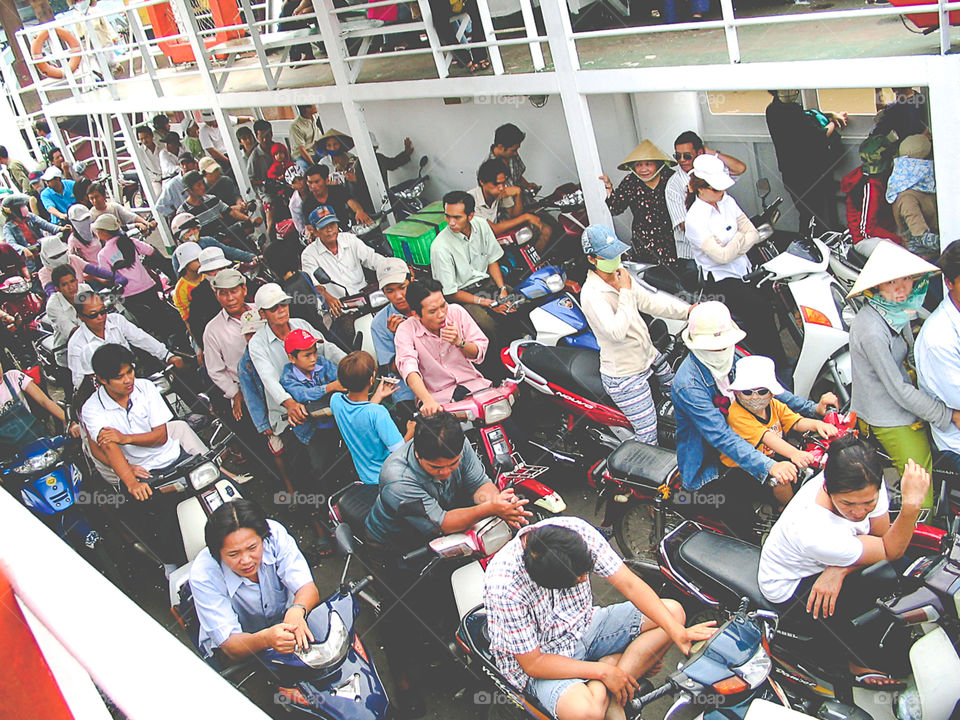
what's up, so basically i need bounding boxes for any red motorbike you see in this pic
[0,275,45,386]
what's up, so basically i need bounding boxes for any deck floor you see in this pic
[58,0,956,108]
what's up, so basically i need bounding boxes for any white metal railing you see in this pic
[0,488,271,719]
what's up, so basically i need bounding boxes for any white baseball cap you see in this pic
[254,282,292,311]
[173,241,203,274]
[240,309,265,335]
[41,166,63,181]
[170,212,200,238]
[691,154,735,192]
[729,355,785,395]
[197,246,231,273]
[377,257,409,290]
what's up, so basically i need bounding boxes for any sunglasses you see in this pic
[738,388,771,396]
[82,308,109,319]
[673,152,696,161]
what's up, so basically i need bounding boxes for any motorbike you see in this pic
[311,267,388,357]
[1,434,127,590]
[0,275,46,387]
[503,264,598,351]
[459,595,800,720]
[657,519,960,720]
[169,524,391,719]
[387,155,429,221]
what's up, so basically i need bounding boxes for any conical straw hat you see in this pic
[846,240,940,298]
[617,140,676,171]
[317,128,354,151]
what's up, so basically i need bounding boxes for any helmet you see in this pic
[2,194,30,217]
[0,276,30,296]
[284,164,305,185]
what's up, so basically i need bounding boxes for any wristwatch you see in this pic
[289,603,307,616]
[457,338,466,349]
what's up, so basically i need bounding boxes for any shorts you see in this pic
[525,602,645,717]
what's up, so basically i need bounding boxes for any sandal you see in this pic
[478,58,491,69]
[852,672,905,690]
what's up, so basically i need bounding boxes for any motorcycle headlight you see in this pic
[397,182,424,200]
[896,685,922,720]
[188,462,220,490]
[295,612,349,670]
[13,448,61,475]
[369,290,388,308]
[515,227,534,245]
[481,397,513,424]
[733,645,771,689]
[545,273,564,293]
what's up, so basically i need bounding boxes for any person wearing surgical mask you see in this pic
[672,302,838,540]
[579,225,690,445]
[599,140,680,266]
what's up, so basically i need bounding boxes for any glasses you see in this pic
[673,152,695,161]
[738,388,771,396]
[82,308,109,319]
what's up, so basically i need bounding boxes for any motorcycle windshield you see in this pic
[785,237,823,264]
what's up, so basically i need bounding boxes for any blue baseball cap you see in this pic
[581,224,630,260]
[308,206,340,229]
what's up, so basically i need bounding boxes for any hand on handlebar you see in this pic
[323,290,343,318]
[490,488,533,528]
[816,392,839,416]
[769,461,798,485]
[282,399,309,426]
[814,420,839,440]
[125,467,153,501]
[167,355,185,370]
[355,210,373,227]
[599,664,640,706]
[788,449,816,470]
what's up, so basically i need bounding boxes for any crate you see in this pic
[385,219,443,266]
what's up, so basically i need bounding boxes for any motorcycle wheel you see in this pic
[614,502,682,574]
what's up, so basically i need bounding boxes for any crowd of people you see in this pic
[0,91,949,720]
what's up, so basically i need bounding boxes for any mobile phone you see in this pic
[381,376,400,385]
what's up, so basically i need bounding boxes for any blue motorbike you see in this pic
[505,265,599,351]
[2,434,126,590]
[171,524,390,719]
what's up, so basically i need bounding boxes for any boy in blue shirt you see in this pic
[279,328,346,477]
[331,351,416,485]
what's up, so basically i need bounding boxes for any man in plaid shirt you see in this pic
[484,517,715,720]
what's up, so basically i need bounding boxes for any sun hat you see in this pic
[198,157,220,175]
[846,241,940,298]
[68,204,91,223]
[173,242,202,274]
[308,206,339,229]
[317,128,354,152]
[581,224,630,260]
[729,355,785,395]
[254,282,292,311]
[284,328,318,355]
[209,268,246,289]
[170,212,200,238]
[41,166,63,181]
[899,134,931,159]
[90,214,120,233]
[200,109,216,122]
[197,246,232,273]
[377,257,410,290]
[691,154,735,191]
[239,309,265,335]
[616,140,675,172]
[682,301,746,351]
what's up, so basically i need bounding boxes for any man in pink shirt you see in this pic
[394,278,491,416]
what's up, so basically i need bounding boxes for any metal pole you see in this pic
[117,112,173,251]
[928,55,960,247]
[718,0,741,64]
[517,0,546,71]
[415,0,451,79]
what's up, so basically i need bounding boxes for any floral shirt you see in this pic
[606,170,678,266]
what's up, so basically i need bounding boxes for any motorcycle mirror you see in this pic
[756,178,770,198]
[335,523,356,556]
[312,267,341,292]
[418,156,428,170]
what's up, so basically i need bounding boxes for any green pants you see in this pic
[861,420,934,507]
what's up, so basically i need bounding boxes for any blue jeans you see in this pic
[526,602,645,716]
[662,0,709,22]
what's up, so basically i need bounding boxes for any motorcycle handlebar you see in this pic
[851,607,883,628]
[401,545,434,564]
[742,268,770,284]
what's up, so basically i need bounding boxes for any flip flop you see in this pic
[852,672,905,690]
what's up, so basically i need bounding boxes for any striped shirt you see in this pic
[664,167,696,260]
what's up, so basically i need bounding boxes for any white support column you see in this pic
[539,0,611,226]
[415,0,453,79]
[102,113,123,202]
[718,0,741,64]
[517,0,546,71]
[938,0,951,54]
[125,8,164,96]
[116,113,174,251]
[928,55,960,246]
[312,0,388,214]
[169,0,220,97]
[475,0,504,75]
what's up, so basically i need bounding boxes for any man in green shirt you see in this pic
[0,146,31,193]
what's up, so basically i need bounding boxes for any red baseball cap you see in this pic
[284,328,318,354]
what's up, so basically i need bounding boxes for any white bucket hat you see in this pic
[197,246,232,273]
[729,355,785,395]
[846,241,940,298]
[173,242,203,274]
[691,154,734,191]
[682,301,746,350]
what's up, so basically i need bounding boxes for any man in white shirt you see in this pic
[300,206,383,313]
[664,131,746,264]
[247,283,346,435]
[468,159,550,252]
[136,124,164,197]
[67,289,183,389]
[156,152,200,221]
[198,111,231,171]
[159,131,183,178]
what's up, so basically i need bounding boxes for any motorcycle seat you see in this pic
[846,237,889,269]
[336,483,380,531]
[675,529,775,611]
[606,440,678,489]
[521,343,615,408]
[641,265,699,298]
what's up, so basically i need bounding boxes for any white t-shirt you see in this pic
[758,473,889,603]
[300,232,382,299]
[199,124,226,155]
[684,194,752,282]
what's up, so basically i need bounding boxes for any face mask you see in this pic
[19,207,28,218]
[594,255,621,273]
[865,276,929,332]
[692,346,735,380]
[736,392,772,415]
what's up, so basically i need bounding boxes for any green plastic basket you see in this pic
[384,219,442,266]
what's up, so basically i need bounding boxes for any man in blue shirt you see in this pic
[370,257,416,407]
[331,350,415,484]
[39,166,76,222]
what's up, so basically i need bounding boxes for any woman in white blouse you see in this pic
[684,154,788,372]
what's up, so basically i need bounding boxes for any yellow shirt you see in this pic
[720,398,802,467]
[173,276,201,321]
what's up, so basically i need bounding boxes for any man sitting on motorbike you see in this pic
[759,436,927,688]
[393,278,491,417]
[370,258,417,415]
[177,171,261,254]
[485,517,716,720]
[190,499,320,660]
[67,289,184,389]
[469,159,551,254]
[47,265,91,372]
[672,302,837,541]
[170,213,256,274]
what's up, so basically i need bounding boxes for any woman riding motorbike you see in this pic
[38,234,118,297]
[0,354,80,456]
[1,194,62,267]
[847,241,957,508]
